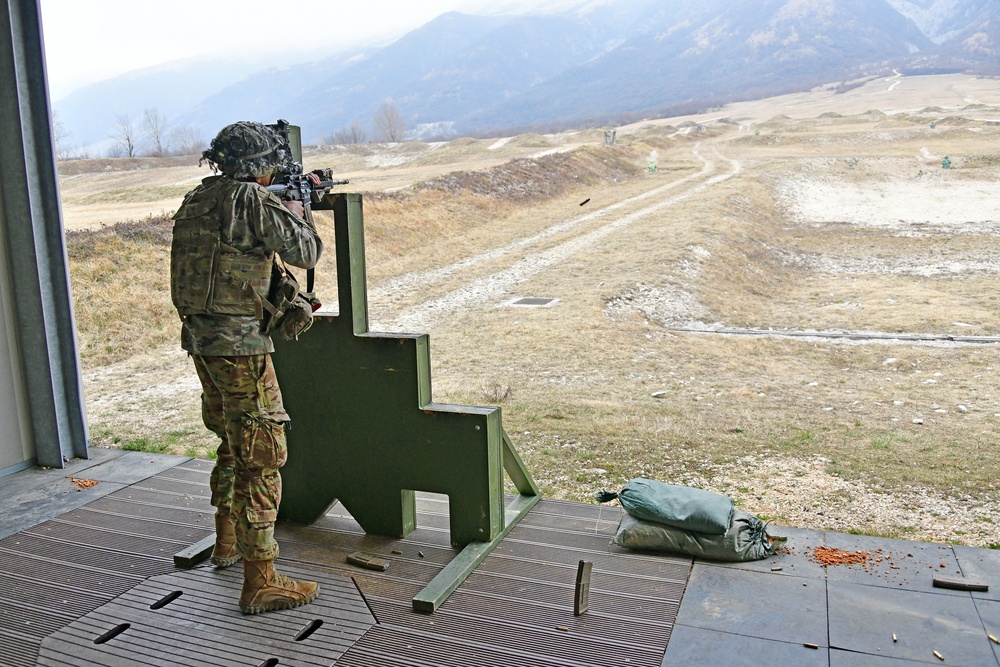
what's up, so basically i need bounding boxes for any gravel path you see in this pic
[373,144,741,332]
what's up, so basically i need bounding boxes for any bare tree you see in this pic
[51,111,90,160]
[110,113,140,158]
[330,120,368,145]
[168,125,207,155]
[52,111,72,160]
[142,108,169,156]
[373,100,405,143]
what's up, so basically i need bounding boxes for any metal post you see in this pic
[0,0,89,468]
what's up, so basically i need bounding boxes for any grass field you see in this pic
[64,74,1000,547]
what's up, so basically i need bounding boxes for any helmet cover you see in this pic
[201,121,294,179]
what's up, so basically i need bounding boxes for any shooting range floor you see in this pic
[1,449,998,667]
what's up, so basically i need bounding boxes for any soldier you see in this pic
[170,121,322,614]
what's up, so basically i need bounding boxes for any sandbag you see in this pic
[599,478,734,535]
[611,509,782,562]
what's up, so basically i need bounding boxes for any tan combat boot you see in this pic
[210,513,240,568]
[239,559,320,615]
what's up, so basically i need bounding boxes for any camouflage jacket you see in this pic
[171,175,323,356]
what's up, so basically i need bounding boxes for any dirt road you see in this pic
[370,144,740,332]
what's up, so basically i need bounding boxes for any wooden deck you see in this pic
[1,458,691,666]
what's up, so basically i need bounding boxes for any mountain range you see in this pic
[52,0,999,153]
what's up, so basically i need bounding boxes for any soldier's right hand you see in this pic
[282,199,305,218]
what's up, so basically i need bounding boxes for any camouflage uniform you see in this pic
[192,354,287,560]
[171,122,322,563]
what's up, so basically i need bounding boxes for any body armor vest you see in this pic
[171,178,274,318]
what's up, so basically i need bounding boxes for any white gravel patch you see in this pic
[365,153,411,168]
[528,147,571,159]
[775,176,999,235]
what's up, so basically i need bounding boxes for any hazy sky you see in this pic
[38,0,520,99]
[37,0,588,99]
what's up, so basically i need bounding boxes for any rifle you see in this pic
[264,168,344,315]
[266,168,349,214]
[262,121,348,314]
[264,119,349,215]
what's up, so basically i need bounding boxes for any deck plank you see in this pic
[0,459,688,667]
[39,566,375,666]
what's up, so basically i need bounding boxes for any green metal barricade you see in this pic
[273,193,539,611]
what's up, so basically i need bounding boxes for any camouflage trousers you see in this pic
[193,354,289,562]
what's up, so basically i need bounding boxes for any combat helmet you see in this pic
[201,121,294,180]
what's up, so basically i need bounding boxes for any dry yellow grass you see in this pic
[67,216,175,367]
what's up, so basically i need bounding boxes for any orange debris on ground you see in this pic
[810,546,891,569]
[69,476,98,491]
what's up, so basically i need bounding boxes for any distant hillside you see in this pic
[290,12,608,139]
[461,0,936,132]
[53,0,1000,152]
[887,0,996,43]
[53,57,265,155]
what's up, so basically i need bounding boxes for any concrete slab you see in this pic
[662,624,828,666]
[825,532,964,595]
[953,545,1000,602]
[830,648,931,666]
[81,450,191,485]
[975,598,1000,665]
[828,579,996,666]
[674,562,828,646]
[0,448,189,540]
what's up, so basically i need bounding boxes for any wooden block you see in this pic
[347,552,390,571]
[173,534,215,569]
[574,560,593,616]
[932,574,988,591]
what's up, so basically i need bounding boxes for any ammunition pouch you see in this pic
[262,262,320,340]
[213,246,273,317]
